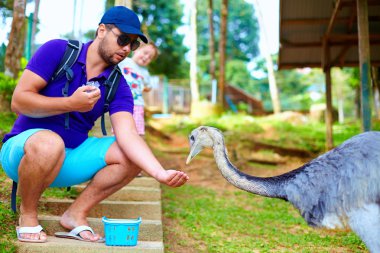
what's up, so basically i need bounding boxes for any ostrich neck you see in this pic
[213,142,288,200]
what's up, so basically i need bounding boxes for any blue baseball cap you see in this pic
[99,6,148,43]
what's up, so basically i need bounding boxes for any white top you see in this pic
[118,57,151,106]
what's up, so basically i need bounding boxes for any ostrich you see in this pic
[186,126,380,253]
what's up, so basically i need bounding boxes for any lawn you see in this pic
[0,111,378,252]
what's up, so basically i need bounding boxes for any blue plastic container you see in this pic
[102,216,142,246]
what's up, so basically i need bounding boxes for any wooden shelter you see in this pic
[278,0,380,149]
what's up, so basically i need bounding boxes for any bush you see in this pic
[0,73,17,111]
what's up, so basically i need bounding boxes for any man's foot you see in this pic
[60,211,102,242]
[18,215,47,242]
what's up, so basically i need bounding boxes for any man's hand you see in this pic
[69,86,101,112]
[155,170,189,187]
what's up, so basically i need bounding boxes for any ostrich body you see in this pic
[186,126,380,252]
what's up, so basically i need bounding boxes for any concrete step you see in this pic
[16,236,164,253]
[39,200,162,220]
[125,177,161,188]
[78,176,160,189]
[74,185,161,201]
[38,215,163,241]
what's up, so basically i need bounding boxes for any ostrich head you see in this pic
[186,126,223,164]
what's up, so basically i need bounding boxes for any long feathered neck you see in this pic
[212,135,289,200]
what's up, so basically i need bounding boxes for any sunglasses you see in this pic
[109,29,140,51]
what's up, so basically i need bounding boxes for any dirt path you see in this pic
[145,127,315,253]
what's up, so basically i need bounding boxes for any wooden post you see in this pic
[324,67,334,150]
[357,0,372,131]
[322,38,334,150]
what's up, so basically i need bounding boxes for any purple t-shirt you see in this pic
[3,39,134,148]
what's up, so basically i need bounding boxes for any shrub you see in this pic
[0,73,17,111]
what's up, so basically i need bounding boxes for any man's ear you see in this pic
[97,24,108,39]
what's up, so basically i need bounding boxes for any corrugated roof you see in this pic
[278,0,380,69]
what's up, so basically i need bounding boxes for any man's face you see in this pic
[97,25,138,65]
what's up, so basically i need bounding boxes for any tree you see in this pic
[196,0,259,62]
[4,0,26,78]
[133,0,189,78]
[217,0,227,106]
[30,0,40,54]
[0,0,14,20]
[252,0,280,114]
[207,0,216,84]
[189,0,199,102]
[196,0,260,105]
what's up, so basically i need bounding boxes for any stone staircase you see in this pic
[16,177,164,252]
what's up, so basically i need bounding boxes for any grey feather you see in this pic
[186,126,380,253]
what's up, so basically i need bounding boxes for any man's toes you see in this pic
[80,231,98,241]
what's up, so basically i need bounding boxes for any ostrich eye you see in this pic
[190,135,195,142]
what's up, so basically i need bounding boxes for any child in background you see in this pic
[118,41,159,136]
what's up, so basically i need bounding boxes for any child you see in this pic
[118,41,159,136]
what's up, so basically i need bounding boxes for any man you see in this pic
[0,6,189,243]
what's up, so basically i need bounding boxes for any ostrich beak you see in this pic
[186,139,203,164]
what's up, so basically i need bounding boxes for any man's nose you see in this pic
[122,44,132,53]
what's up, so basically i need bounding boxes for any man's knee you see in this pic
[24,130,65,158]
[105,142,140,176]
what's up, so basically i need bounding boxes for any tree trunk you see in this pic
[218,0,228,107]
[252,0,281,114]
[208,0,216,83]
[31,0,40,54]
[5,0,27,79]
[372,67,380,119]
[190,0,200,102]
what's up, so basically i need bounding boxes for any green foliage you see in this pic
[0,112,16,134]
[163,113,264,137]
[0,0,13,20]
[0,43,6,72]
[163,185,366,252]
[133,0,189,78]
[226,60,254,88]
[196,0,260,89]
[0,72,17,104]
[196,0,260,61]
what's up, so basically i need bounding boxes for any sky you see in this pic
[0,0,279,57]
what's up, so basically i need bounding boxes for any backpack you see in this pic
[10,39,123,212]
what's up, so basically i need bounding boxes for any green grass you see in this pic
[163,185,367,253]
[0,202,17,253]
[0,112,378,252]
[42,187,79,199]
[0,170,17,253]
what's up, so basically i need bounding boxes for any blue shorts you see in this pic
[0,128,116,187]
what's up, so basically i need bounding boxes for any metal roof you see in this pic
[278,0,380,69]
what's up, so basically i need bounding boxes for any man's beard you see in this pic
[98,40,121,66]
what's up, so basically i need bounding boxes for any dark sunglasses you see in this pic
[109,29,140,51]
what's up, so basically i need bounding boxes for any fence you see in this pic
[143,76,191,114]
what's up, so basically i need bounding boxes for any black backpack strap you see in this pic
[52,40,82,81]
[101,66,122,136]
[11,181,17,213]
[52,40,83,130]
